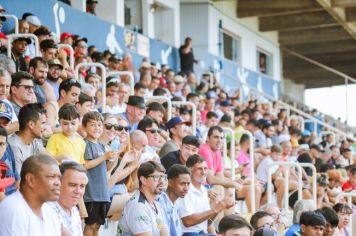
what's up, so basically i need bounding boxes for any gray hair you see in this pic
[292,199,316,224]
[81,83,96,95]
[130,130,147,145]
[0,55,16,74]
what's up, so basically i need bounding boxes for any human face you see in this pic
[150,79,160,91]
[207,130,224,151]
[135,106,146,121]
[145,123,161,147]
[103,117,118,142]
[0,135,7,158]
[48,65,62,81]
[265,126,275,138]
[132,136,148,154]
[42,48,57,61]
[61,86,80,105]
[12,79,34,103]
[107,85,119,97]
[256,215,275,230]
[0,117,10,129]
[77,101,93,117]
[31,113,47,139]
[324,222,336,236]
[19,21,30,33]
[180,144,199,164]
[59,169,88,209]
[168,82,176,94]
[12,40,28,55]
[337,212,350,228]
[85,119,103,140]
[172,123,188,140]
[220,227,251,236]
[33,164,61,202]
[301,224,324,236]
[33,64,48,85]
[75,41,88,56]
[206,116,219,128]
[117,119,129,144]
[169,173,191,198]
[87,76,100,89]
[144,170,166,195]
[0,75,11,100]
[118,86,129,103]
[60,118,79,137]
[135,88,146,97]
[148,110,164,124]
[191,161,208,184]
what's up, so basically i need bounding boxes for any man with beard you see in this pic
[0,154,62,235]
[46,59,63,100]
[28,57,49,104]
[118,161,169,236]
[157,164,191,236]
[10,37,31,72]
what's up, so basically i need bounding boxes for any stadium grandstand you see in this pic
[0,0,355,236]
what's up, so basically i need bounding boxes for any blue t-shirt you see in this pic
[1,145,19,195]
[83,140,110,202]
[284,223,300,236]
[157,192,182,236]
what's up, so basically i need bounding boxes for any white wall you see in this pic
[283,78,305,103]
[125,0,143,31]
[96,0,124,26]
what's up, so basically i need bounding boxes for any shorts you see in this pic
[84,201,111,225]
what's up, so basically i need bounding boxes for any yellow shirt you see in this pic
[46,133,86,164]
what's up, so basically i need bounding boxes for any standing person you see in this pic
[0,154,62,235]
[118,161,169,236]
[218,214,252,236]
[50,162,88,236]
[179,37,197,74]
[157,164,191,236]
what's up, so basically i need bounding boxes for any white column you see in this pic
[142,0,155,37]
[71,0,86,12]
[96,0,125,26]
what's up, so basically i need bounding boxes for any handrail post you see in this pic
[172,101,196,135]
[222,128,236,204]
[1,14,19,34]
[75,62,107,112]
[58,44,74,69]
[298,163,317,207]
[145,96,172,121]
[107,71,135,95]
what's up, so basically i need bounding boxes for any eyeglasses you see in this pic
[145,128,161,134]
[116,125,130,132]
[257,222,275,230]
[77,44,87,48]
[147,174,167,181]
[16,84,34,91]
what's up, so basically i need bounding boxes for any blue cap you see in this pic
[166,116,191,130]
[220,100,231,107]
[0,101,12,121]
[302,130,311,137]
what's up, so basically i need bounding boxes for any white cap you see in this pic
[26,15,41,26]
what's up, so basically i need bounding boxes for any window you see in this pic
[256,49,273,77]
[219,30,241,64]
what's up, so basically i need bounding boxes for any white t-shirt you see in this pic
[256,157,278,182]
[0,191,61,236]
[179,184,210,234]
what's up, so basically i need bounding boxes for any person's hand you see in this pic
[122,150,138,163]
[57,48,67,61]
[104,151,117,161]
[208,189,218,201]
[233,181,243,191]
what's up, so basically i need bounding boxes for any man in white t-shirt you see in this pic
[0,154,62,235]
[49,161,88,236]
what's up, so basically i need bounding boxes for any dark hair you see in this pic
[59,161,87,175]
[186,92,199,101]
[315,207,339,227]
[137,117,158,132]
[59,79,81,98]
[167,164,190,180]
[186,154,205,168]
[206,111,218,120]
[220,114,232,123]
[146,102,165,114]
[182,135,200,148]
[58,103,80,121]
[40,39,57,51]
[77,92,93,105]
[262,123,272,131]
[20,154,58,188]
[33,26,51,36]
[0,126,7,139]
[11,71,34,87]
[134,82,147,90]
[85,73,100,83]
[82,111,103,127]
[250,211,271,229]
[239,134,250,145]
[29,57,48,70]
[153,87,167,96]
[333,203,353,214]
[18,103,46,131]
[207,125,223,138]
[219,214,252,233]
[246,119,259,127]
[350,166,356,175]
[299,211,326,226]
[137,161,165,186]
[271,144,282,153]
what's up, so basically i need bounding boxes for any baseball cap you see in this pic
[220,100,231,107]
[60,32,74,42]
[127,96,146,109]
[0,15,6,22]
[48,59,64,70]
[26,15,41,26]
[0,101,13,121]
[253,228,278,236]
[302,130,311,137]
[73,37,88,47]
[0,161,15,190]
[13,37,31,45]
[166,116,191,130]
[174,75,186,84]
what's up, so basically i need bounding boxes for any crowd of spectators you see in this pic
[0,4,355,236]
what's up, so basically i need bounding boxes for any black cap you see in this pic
[0,16,6,22]
[310,144,323,152]
[127,96,146,109]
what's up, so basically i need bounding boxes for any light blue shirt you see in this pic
[284,223,300,236]
[157,192,182,236]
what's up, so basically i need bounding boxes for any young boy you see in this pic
[46,104,86,164]
[82,111,117,235]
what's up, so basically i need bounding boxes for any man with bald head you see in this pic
[130,130,160,163]
[0,154,62,235]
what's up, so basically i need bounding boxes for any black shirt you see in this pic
[179,45,194,74]
[160,150,182,171]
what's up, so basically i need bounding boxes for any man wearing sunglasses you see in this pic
[118,161,169,236]
[10,71,35,116]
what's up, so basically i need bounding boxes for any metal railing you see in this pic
[107,71,135,95]
[172,101,197,135]
[1,14,19,34]
[75,62,107,112]
[7,33,39,57]
[57,44,74,69]
[298,163,317,207]
[235,130,256,213]
[145,96,172,121]
[267,162,303,211]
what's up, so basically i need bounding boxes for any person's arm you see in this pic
[206,170,241,189]
[84,151,116,170]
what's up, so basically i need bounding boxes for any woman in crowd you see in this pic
[332,203,352,236]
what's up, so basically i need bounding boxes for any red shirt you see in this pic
[341,180,355,192]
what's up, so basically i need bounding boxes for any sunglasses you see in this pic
[145,128,161,134]
[105,123,130,132]
[16,84,34,91]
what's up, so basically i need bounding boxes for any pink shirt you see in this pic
[198,143,223,175]
[236,150,251,176]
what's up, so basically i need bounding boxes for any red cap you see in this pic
[0,32,8,40]
[60,32,74,42]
